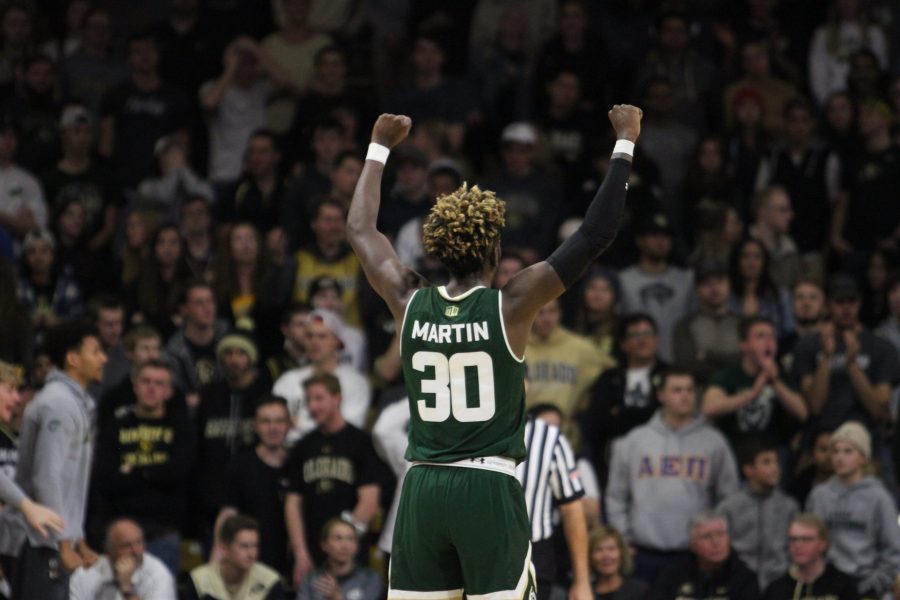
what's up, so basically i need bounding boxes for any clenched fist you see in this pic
[608,104,643,142]
[371,114,412,149]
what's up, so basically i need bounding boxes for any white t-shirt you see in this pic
[201,79,268,182]
[69,553,176,600]
[0,164,47,231]
[624,366,653,409]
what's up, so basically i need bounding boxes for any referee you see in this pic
[517,403,590,600]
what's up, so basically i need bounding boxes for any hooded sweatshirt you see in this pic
[806,476,900,595]
[607,411,740,550]
[718,485,799,589]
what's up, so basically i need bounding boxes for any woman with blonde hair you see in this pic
[589,525,649,599]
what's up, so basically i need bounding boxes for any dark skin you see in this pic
[347,106,642,358]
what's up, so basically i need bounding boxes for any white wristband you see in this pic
[366,143,390,164]
[612,139,635,157]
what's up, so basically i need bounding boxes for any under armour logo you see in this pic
[445,305,459,317]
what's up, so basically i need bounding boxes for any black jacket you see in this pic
[652,553,760,600]
[763,563,859,600]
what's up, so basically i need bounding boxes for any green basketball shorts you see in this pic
[388,463,536,600]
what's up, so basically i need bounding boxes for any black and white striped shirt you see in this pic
[516,418,585,542]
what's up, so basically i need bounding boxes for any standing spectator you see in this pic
[186,515,285,600]
[284,373,381,585]
[90,358,194,575]
[261,0,333,133]
[119,207,162,288]
[763,513,859,600]
[165,281,229,397]
[307,276,366,371]
[0,258,33,372]
[517,405,590,600]
[727,88,772,220]
[215,129,289,236]
[779,279,826,374]
[200,37,294,184]
[702,317,807,451]
[831,99,900,270]
[178,195,215,280]
[296,518,383,600]
[568,269,619,358]
[652,511,760,600]
[98,32,190,187]
[12,320,106,600]
[193,332,269,537]
[582,314,666,482]
[5,55,62,175]
[376,147,430,240]
[618,211,694,363]
[875,275,900,354]
[272,309,369,441]
[265,303,311,383]
[606,369,739,582]
[793,275,898,442]
[589,526,650,600]
[727,238,794,336]
[59,8,128,117]
[682,136,736,228]
[148,0,220,99]
[524,298,608,420]
[16,229,84,336]
[672,259,742,383]
[788,429,835,508]
[767,97,838,279]
[537,70,597,182]
[68,518,177,600]
[87,295,128,398]
[481,122,564,262]
[291,198,363,327]
[135,135,214,212]
[723,40,797,137]
[748,186,802,290]
[717,437,800,589]
[0,114,47,240]
[808,0,888,106]
[807,421,900,598]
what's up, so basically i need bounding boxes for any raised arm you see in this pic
[502,105,642,353]
[347,114,426,322]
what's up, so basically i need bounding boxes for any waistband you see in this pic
[412,456,517,477]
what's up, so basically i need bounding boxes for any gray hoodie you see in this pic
[806,475,900,596]
[717,485,798,589]
[14,369,94,547]
[606,411,739,550]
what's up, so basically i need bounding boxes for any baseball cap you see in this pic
[500,122,537,145]
[635,211,674,236]
[59,105,93,129]
[828,274,860,301]
[308,276,343,299]
[305,309,347,348]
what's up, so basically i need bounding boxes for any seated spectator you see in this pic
[272,309,369,441]
[200,36,295,184]
[537,70,598,181]
[727,88,772,221]
[606,369,739,583]
[296,518,383,600]
[291,198,363,327]
[875,275,900,354]
[788,428,835,508]
[807,421,900,597]
[525,298,608,424]
[376,146,430,240]
[69,518,176,600]
[16,229,84,337]
[90,358,194,575]
[120,206,163,288]
[0,258,34,373]
[652,511,760,600]
[582,313,666,482]
[136,135,214,213]
[619,211,694,363]
[723,40,797,137]
[186,515,284,600]
[717,437,799,589]
[589,525,650,600]
[673,259,742,383]
[702,317,807,450]
[265,303,311,383]
[284,373,381,585]
[87,295,128,402]
[748,186,802,290]
[763,513,859,600]
[778,279,826,374]
[728,238,794,336]
[216,395,292,578]
[687,202,744,270]
[178,195,215,281]
[568,269,619,359]
[0,113,47,241]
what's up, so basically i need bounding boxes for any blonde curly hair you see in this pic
[422,183,506,277]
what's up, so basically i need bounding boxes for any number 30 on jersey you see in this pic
[412,350,496,423]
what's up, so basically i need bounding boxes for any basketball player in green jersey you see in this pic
[347,105,642,600]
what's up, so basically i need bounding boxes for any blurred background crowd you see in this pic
[0,0,900,598]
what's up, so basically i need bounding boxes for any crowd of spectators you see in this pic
[0,0,899,598]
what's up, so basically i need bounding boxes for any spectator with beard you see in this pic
[87,295,127,399]
[265,303,312,383]
[778,279,826,375]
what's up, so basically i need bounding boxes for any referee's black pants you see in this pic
[532,538,557,600]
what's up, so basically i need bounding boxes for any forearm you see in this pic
[805,364,831,415]
[285,495,310,558]
[201,71,235,111]
[347,160,386,237]
[846,364,889,419]
[773,380,808,421]
[560,501,590,585]
[702,388,754,418]
[0,471,26,507]
[351,485,380,525]
[546,156,632,288]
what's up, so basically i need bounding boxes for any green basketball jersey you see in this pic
[400,285,527,463]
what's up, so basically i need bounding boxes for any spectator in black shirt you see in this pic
[98,32,190,187]
[193,331,268,538]
[376,146,430,240]
[90,358,195,575]
[265,302,311,383]
[778,279,825,375]
[215,395,292,578]
[148,0,220,99]
[284,373,381,587]
[4,54,60,174]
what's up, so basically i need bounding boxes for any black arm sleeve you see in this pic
[546,156,632,288]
